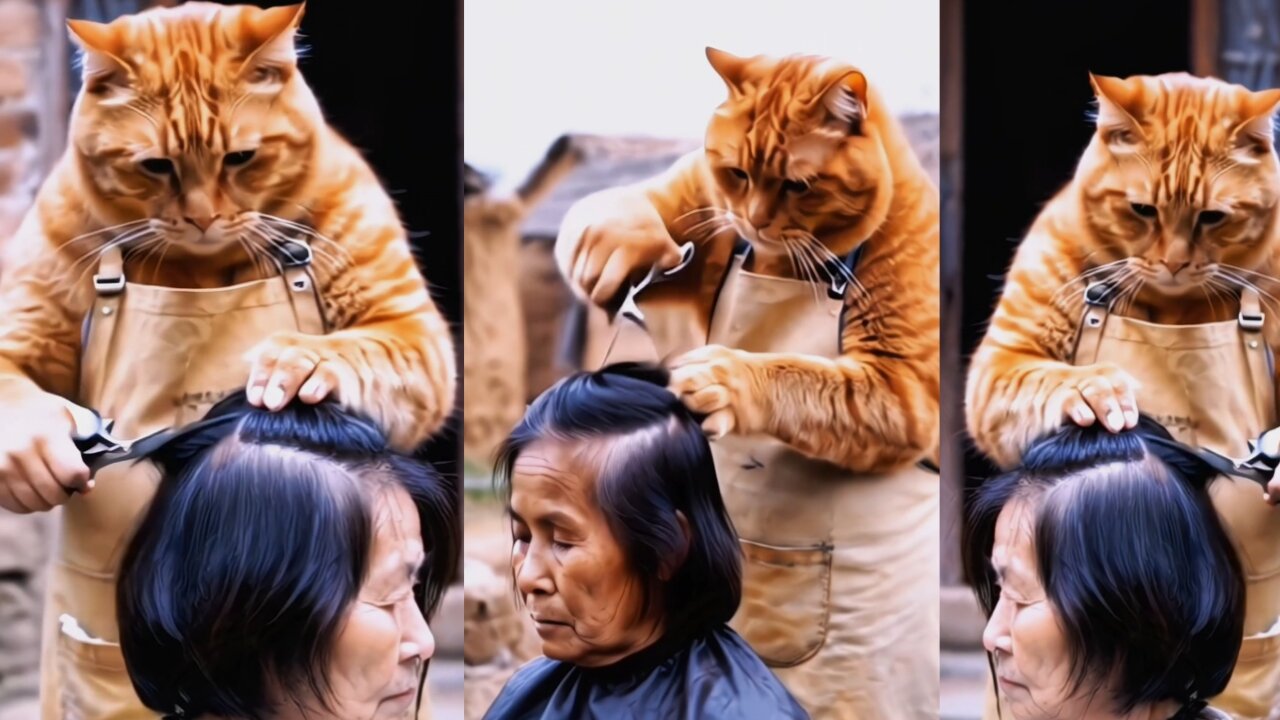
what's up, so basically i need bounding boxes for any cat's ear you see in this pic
[242,2,305,82]
[67,19,130,95]
[1233,87,1280,156]
[818,69,868,135]
[1089,73,1145,150]
[706,47,749,95]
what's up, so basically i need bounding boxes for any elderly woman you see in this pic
[482,363,807,720]
[113,394,459,720]
[963,417,1245,720]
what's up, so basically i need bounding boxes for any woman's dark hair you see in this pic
[117,391,460,720]
[493,362,742,638]
[962,416,1245,715]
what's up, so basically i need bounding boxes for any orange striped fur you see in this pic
[0,2,454,449]
[966,72,1280,467]
[565,49,940,472]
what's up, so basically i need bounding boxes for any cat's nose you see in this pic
[1162,259,1188,275]
[185,215,218,231]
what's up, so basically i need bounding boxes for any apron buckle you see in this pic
[274,239,313,268]
[1084,282,1112,307]
[1239,311,1265,331]
[92,274,125,296]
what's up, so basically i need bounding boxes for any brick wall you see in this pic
[0,0,44,244]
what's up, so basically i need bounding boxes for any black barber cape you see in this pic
[482,625,808,720]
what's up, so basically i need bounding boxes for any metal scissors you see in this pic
[1198,425,1280,488]
[63,400,167,479]
[599,242,695,364]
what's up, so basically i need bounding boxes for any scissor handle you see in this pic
[63,400,104,442]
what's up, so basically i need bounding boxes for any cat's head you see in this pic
[66,2,320,256]
[1077,72,1280,296]
[701,48,893,264]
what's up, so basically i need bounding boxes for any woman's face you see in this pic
[983,497,1104,720]
[293,484,434,720]
[509,439,664,667]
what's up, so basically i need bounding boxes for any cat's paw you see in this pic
[244,332,344,411]
[1048,363,1141,433]
[668,344,766,438]
[562,191,684,305]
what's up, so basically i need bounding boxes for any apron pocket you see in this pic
[731,538,833,667]
[56,614,152,720]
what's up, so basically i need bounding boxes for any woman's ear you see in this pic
[659,510,692,581]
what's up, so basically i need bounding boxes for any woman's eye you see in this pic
[552,539,572,551]
[1130,202,1158,219]
[727,167,748,181]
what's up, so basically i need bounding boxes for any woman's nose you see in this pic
[514,543,554,597]
[401,600,436,662]
[982,597,1012,655]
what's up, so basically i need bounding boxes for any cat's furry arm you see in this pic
[672,186,941,474]
[964,226,1136,469]
[0,169,93,401]
[555,151,713,304]
[254,138,456,453]
[779,202,939,473]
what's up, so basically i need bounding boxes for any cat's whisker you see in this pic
[1213,270,1280,316]
[257,215,354,266]
[64,230,161,294]
[128,237,167,281]
[1049,262,1131,305]
[67,228,158,276]
[678,214,734,240]
[672,207,728,224]
[146,239,174,280]
[792,237,834,305]
[787,239,823,306]
[241,237,274,278]
[782,242,803,290]
[243,229,292,275]
[1219,263,1280,287]
[256,224,344,270]
[53,219,152,253]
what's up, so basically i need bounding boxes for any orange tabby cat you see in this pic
[0,2,454,452]
[558,48,939,472]
[965,72,1280,719]
[965,73,1280,468]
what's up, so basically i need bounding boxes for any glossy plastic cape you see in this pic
[482,625,809,720]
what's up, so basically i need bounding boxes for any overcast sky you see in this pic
[464,0,939,190]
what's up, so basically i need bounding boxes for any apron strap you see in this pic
[1238,287,1271,426]
[273,240,328,335]
[93,244,125,297]
[81,245,126,401]
[1071,281,1112,365]
[825,242,865,301]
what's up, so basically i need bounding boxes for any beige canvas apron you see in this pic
[37,240,326,720]
[596,238,940,720]
[982,283,1280,720]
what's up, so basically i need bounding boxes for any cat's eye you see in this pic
[782,179,811,195]
[728,167,749,181]
[139,158,175,176]
[224,150,257,168]
[1130,202,1158,219]
[1197,210,1228,227]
